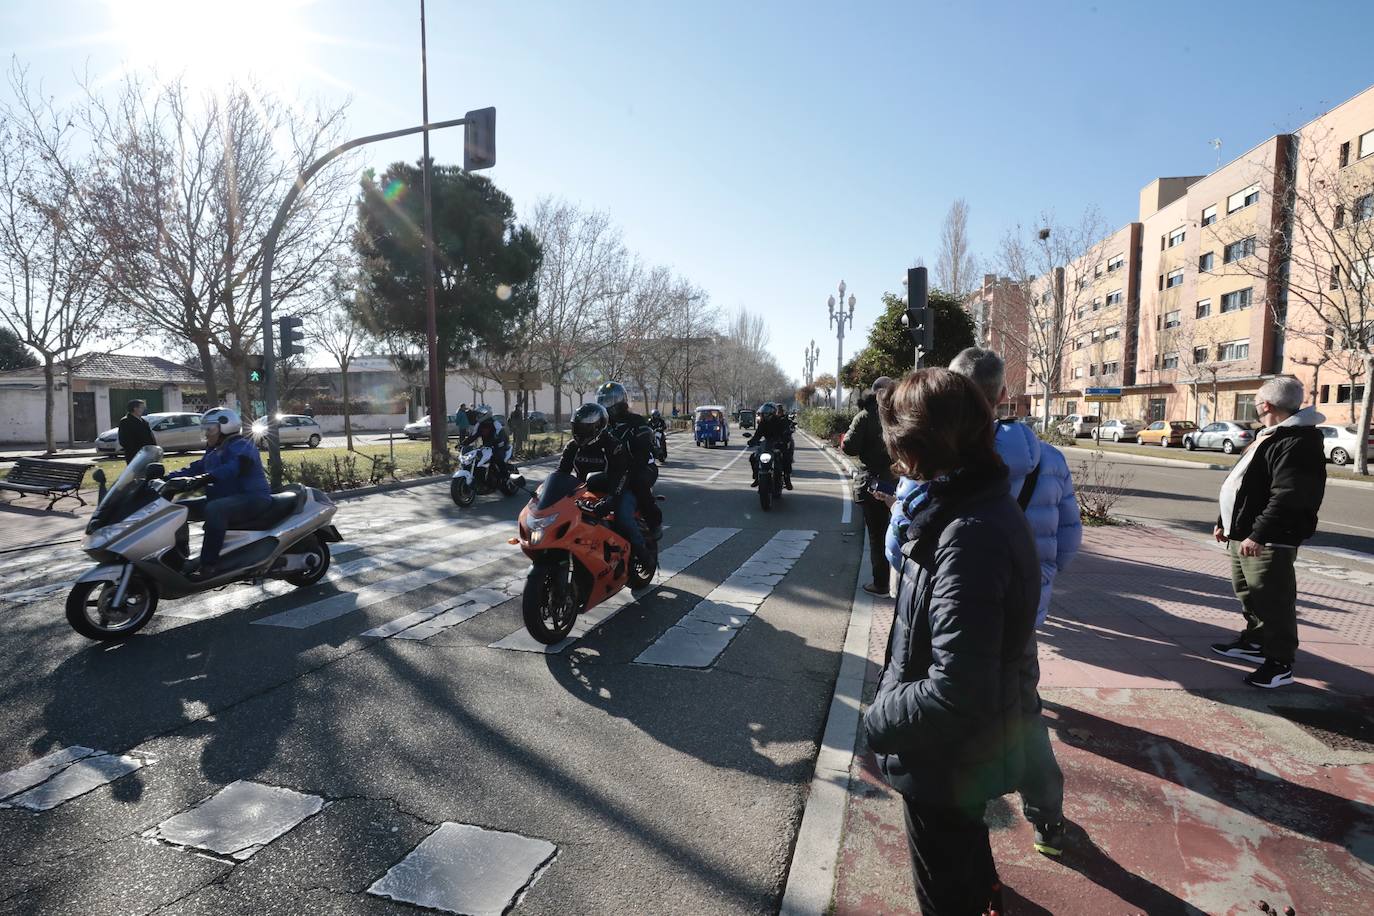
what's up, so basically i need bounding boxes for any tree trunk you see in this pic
[232,356,251,418]
[341,357,354,452]
[42,356,56,455]
[65,363,76,448]
[194,338,219,405]
[552,379,564,429]
[1356,353,1374,476]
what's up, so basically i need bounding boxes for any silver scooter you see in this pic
[67,445,341,641]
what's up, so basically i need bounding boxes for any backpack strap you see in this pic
[1017,460,1042,511]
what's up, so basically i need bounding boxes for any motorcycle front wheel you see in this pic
[66,574,158,641]
[522,563,580,645]
[627,542,658,590]
[759,475,773,511]
[451,477,476,507]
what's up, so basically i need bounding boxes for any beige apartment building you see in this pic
[1029,82,1374,428]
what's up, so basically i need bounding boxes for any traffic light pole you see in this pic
[259,115,472,489]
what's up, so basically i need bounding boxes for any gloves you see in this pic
[592,498,613,518]
[164,474,210,495]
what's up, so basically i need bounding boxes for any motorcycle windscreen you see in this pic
[87,445,165,534]
[535,471,581,510]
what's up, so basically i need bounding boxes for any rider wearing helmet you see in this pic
[647,408,667,435]
[596,381,662,538]
[558,403,646,558]
[163,407,272,580]
[460,408,512,478]
[748,402,794,489]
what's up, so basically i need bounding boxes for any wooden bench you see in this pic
[0,458,91,510]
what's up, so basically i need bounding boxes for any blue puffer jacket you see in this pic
[171,434,271,500]
[886,420,1081,624]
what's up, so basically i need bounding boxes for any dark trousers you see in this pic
[903,797,999,916]
[1019,712,1064,826]
[612,490,646,554]
[200,494,273,567]
[859,488,891,590]
[630,479,661,529]
[1228,540,1299,664]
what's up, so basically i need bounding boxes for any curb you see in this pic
[1061,444,1228,471]
[779,528,876,915]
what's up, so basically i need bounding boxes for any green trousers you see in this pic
[1227,540,1299,665]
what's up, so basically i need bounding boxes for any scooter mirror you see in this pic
[146,463,166,481]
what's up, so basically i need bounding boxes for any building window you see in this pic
[1235,394,1256,418]
[1320,384,1330,402]
[1104,325,1120,340]
[1223,236,1256,263]
[1218,339,1250,361]
[1092,297,1103,311]
[1100,361,1118,375]
[1361,128,1374,159]
[1337,384,1367,403]
[1163,309,1181,329]
[1074,336,1085,350]
[1335,204,1346,228]
[1355,194,1374,223]
[1091,329,1102,342]
[1073,366,1085,379]
[1167,227,1186,248]
[1161,354,1179,370]
[1196,298,1212,318]
[1193,346,1208,364]
[1220,288,1252,312]
[1340,141,1351,167]
[1094,263,1104,278]
[1106,289,1123,307]
[1148,398,1167,421]
[1108,254,1124,272]
[1202,205,1217,226]
[1065,400,1078,414]
[1227,183,1260,214]
[1199,252,1215,272]
[1075,306,1086,320]
[1165,269,1184,289]
[1331,264,1342,290]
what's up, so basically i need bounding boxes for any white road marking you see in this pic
[488,526,742,654]
[0,748,150,812]
[147,780,323,861]
[0,746,100,802]
[705,447,750,483]
[803,434,854,525]
[634,529,816,668]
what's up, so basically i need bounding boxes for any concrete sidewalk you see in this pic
[830,523,1374,914]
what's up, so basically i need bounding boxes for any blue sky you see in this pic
[4,0,1372,384]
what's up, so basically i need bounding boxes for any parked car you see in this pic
[1317,424,1374,466]
[1137,419,1198,447]
[1058,414,1101,438]
[525,411,548,433]
[1183,420,1256,455]
[404,415,433,440]
[251,414,323,448]
[1090,418,1143,442]
[94,412,204,455]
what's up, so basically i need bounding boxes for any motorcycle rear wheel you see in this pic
[451,478,476,507]
[522,564,579,645]
[284,534,331,587]
[66,575,158,641]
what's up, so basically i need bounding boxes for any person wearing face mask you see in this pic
[1211,376,1327,689]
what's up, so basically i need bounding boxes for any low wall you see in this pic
[310,413,409,434]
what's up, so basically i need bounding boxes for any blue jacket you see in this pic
[172,434,271,500]
[886,420,1081,624]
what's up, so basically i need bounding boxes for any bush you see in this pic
[1074,450,1132,524]
[1037,424,1075,449]
[798,407,856,443]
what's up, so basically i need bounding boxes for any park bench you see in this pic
[0,458,91,510]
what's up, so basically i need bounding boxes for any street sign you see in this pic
[495,371,542,392]
[1084,386,1123,403]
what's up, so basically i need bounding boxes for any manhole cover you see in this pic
[1271,706,1374,753]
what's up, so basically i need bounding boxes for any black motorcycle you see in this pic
[651,427,667,464]
[754,439,784,510]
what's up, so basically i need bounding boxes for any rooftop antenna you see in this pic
[1208,138,1222,169]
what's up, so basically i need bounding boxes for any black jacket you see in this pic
[557,431,629,494]
[1218,416,1327,546]
[462,418,509,451]
[608,413,657,486]
[864,463,1040,807]
[841,395,895,487]
[117,413,156,459]
[748,414,791,446]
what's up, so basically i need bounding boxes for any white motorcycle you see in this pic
[68,446,341,641]
[450,444,524,507]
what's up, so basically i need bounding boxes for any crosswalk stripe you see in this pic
[634,529,816,669]
[0,745,151,812]
[363,570,526,640]
[488,526,741,654]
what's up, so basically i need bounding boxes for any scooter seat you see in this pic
[234,489,304,531]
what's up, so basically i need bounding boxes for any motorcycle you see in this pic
[516,471,658,645]
[451,444,524,507]
[651,427,667,464]
[754,439,784,511]
[67,446,341,641]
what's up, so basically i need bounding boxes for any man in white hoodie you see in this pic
[886,347,1081,858]
[1211,376,1327,689]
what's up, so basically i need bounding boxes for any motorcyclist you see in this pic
[597,381,663,539]
[648,408,668,459]
[558,403,647,559]
[162,407,272,581]
[749,402,794,489]
[460,408,512,478]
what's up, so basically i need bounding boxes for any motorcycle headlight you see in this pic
[527,513,559,532]
[759,453,772,464]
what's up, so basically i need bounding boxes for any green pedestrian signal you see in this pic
[250,369,262,383]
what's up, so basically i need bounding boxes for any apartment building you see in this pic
[1029,82,1374,428]
[964,274,1031,415]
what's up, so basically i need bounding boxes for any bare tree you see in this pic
[813,372,836,407]
[934,198,980,298]
[996,209,1109,426]
[0,68,111,452]
[311,267,372,450]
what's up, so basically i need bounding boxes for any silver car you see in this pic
[251,414,323,448]
[94,412,205,454]
[1183,421,1256,455]
[1091,419,1143,442]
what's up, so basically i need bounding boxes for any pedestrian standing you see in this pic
[865,369,1040,916]
[842,376,897,596]
[1212,376,1327,688]
[117,399,156,463]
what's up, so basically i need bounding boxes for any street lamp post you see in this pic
[803,339,820,388]
[827,281,855,408]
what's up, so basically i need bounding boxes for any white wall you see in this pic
[311,413,409,433]
[0,388,68,443]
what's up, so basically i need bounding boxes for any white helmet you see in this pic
[201,407,242,436]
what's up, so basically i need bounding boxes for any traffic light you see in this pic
[464,107,496,171]
[247,354,264,383]
[902,266,935,357]
[278,315,306,358]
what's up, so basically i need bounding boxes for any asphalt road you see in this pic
[0,427,863,915]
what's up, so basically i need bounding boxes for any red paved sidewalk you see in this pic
[833,523,1374,915]
[0,493,94,553]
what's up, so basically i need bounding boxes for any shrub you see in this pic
[283,454,368,492]
[1074,450,1132,524]
[798,407,856,443]
[1038,424,1075,449]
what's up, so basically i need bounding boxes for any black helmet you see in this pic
[572,403,609,445]
[650,409,662,420]
[596,381,629,420]
[759,402,777,418]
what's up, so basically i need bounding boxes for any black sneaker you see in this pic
[861,582,888,596]
[749,477,759,487]
[1210,637,1263,661]
[1032,820,1065,857]
[783,475,793,490]
[1245,659,1294,689]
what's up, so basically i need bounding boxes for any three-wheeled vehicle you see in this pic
[693,405,729,448]
[737,408,756,430]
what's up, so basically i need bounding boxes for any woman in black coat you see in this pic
[865,369,1041,916]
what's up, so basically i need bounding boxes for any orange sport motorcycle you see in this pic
[516,471,658,644]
